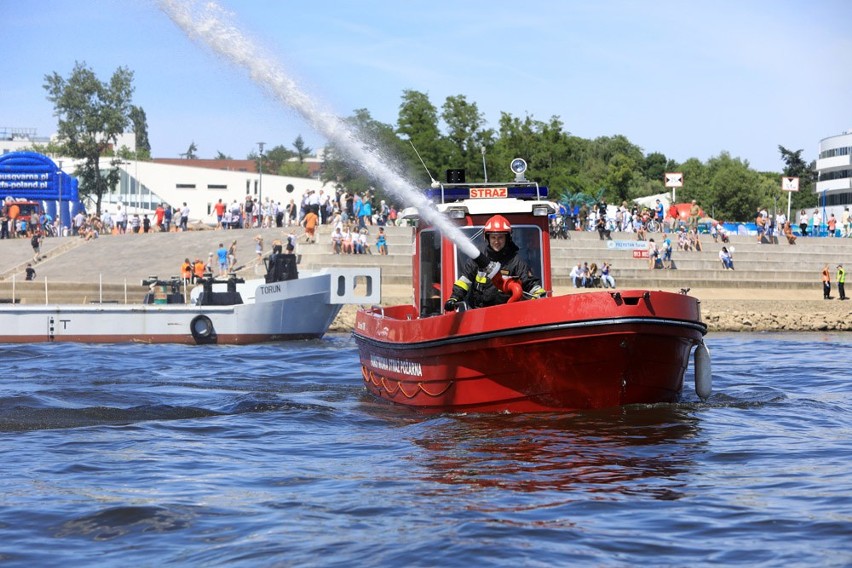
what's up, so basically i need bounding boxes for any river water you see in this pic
[0,332,850,567]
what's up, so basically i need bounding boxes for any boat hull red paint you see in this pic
[354,290,706,413]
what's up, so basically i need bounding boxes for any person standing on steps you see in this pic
[837,264,847,300]
[254,234,264,261]
[31,230,42,262]
[228,240,238,272]
[180,202,190,231]
[216,243,228,277]
[822,264,832,299]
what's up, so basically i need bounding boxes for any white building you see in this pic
[105,159,331,224]
[815,130,852,218]
[1,127,51,154]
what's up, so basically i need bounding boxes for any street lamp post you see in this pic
[132,150,139,213]
[257,141,266,205]
[57,160,63,236]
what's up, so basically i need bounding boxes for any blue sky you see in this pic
[3,0,850,173]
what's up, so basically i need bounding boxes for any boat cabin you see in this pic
[263,248,299,283]
[411,180,555,317]
[141,277,186,305]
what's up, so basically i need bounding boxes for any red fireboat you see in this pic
[353,160,711,413]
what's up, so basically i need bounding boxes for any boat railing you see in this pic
[6,274,187,306]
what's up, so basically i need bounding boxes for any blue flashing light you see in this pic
[426,184,548,203]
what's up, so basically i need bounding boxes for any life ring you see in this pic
[190,315,216,344]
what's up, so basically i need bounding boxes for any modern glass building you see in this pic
[816,130,852,217]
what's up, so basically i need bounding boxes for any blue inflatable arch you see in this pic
[0,151,82,229]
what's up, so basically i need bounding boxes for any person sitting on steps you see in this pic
[783,221,797,245]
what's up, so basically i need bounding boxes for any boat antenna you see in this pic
[409,140,440,188]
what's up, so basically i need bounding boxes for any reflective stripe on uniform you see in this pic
[454,275,472,291]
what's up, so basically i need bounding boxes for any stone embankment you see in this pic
[700,299,852,332]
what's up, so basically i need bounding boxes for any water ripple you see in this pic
[0,333,850,566]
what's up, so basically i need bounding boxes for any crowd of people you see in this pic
[552,199,852,249]
[552,198,705,239]
[329,225,388,255]
[8,190,852,305]
[3,184,403,245]
[569,261,616,289]
[208,188,400,233]
[799,207,852,238]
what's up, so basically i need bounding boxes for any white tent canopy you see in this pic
[633,191,672,210]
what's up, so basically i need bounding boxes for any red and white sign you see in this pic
[633,249,649,259]
[664,173,684,188]
[469,187,507,199]
[781,176,799,192]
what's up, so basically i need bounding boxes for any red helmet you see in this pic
[484,215,511,234]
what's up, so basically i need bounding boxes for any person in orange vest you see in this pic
[302,209,319,243]
[822,263,832,299]
[180,258,193,285]
[193,258,206,283]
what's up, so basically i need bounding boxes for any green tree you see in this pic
[778,146,809,177]
[676,157,710,206]
[396,89,446,184]
[265,145,296,174]
[321,109,408,202]
[293,135,312,163]
[317,87,794,215]
[643,151,668,183]
[128,105,151,159]
[26,140,68,157]
[778,145,817,212]
[441,95,493,181]
[214,151,233,160]
[183,141,198,159]
[705,152,762,221]
[492,112,580,201]
[603,153,636,203]
[279,161,311,177]
[43,61,135,214]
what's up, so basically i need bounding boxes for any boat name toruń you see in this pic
[259,284,282,295]
[370,356,423,377]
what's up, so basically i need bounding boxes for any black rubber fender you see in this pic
[190,315,217,344]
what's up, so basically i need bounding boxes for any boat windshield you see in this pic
[419,229,443,317]
[418,225,544,316]
[456,225,544,281]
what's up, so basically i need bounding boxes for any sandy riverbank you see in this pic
[329,286,852,333]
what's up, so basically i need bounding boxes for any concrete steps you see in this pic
[296,225,852,290]
[1,224,850,300]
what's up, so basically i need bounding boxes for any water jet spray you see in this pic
[158,0,484,262]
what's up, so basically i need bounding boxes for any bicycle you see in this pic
[549,216,571,240]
